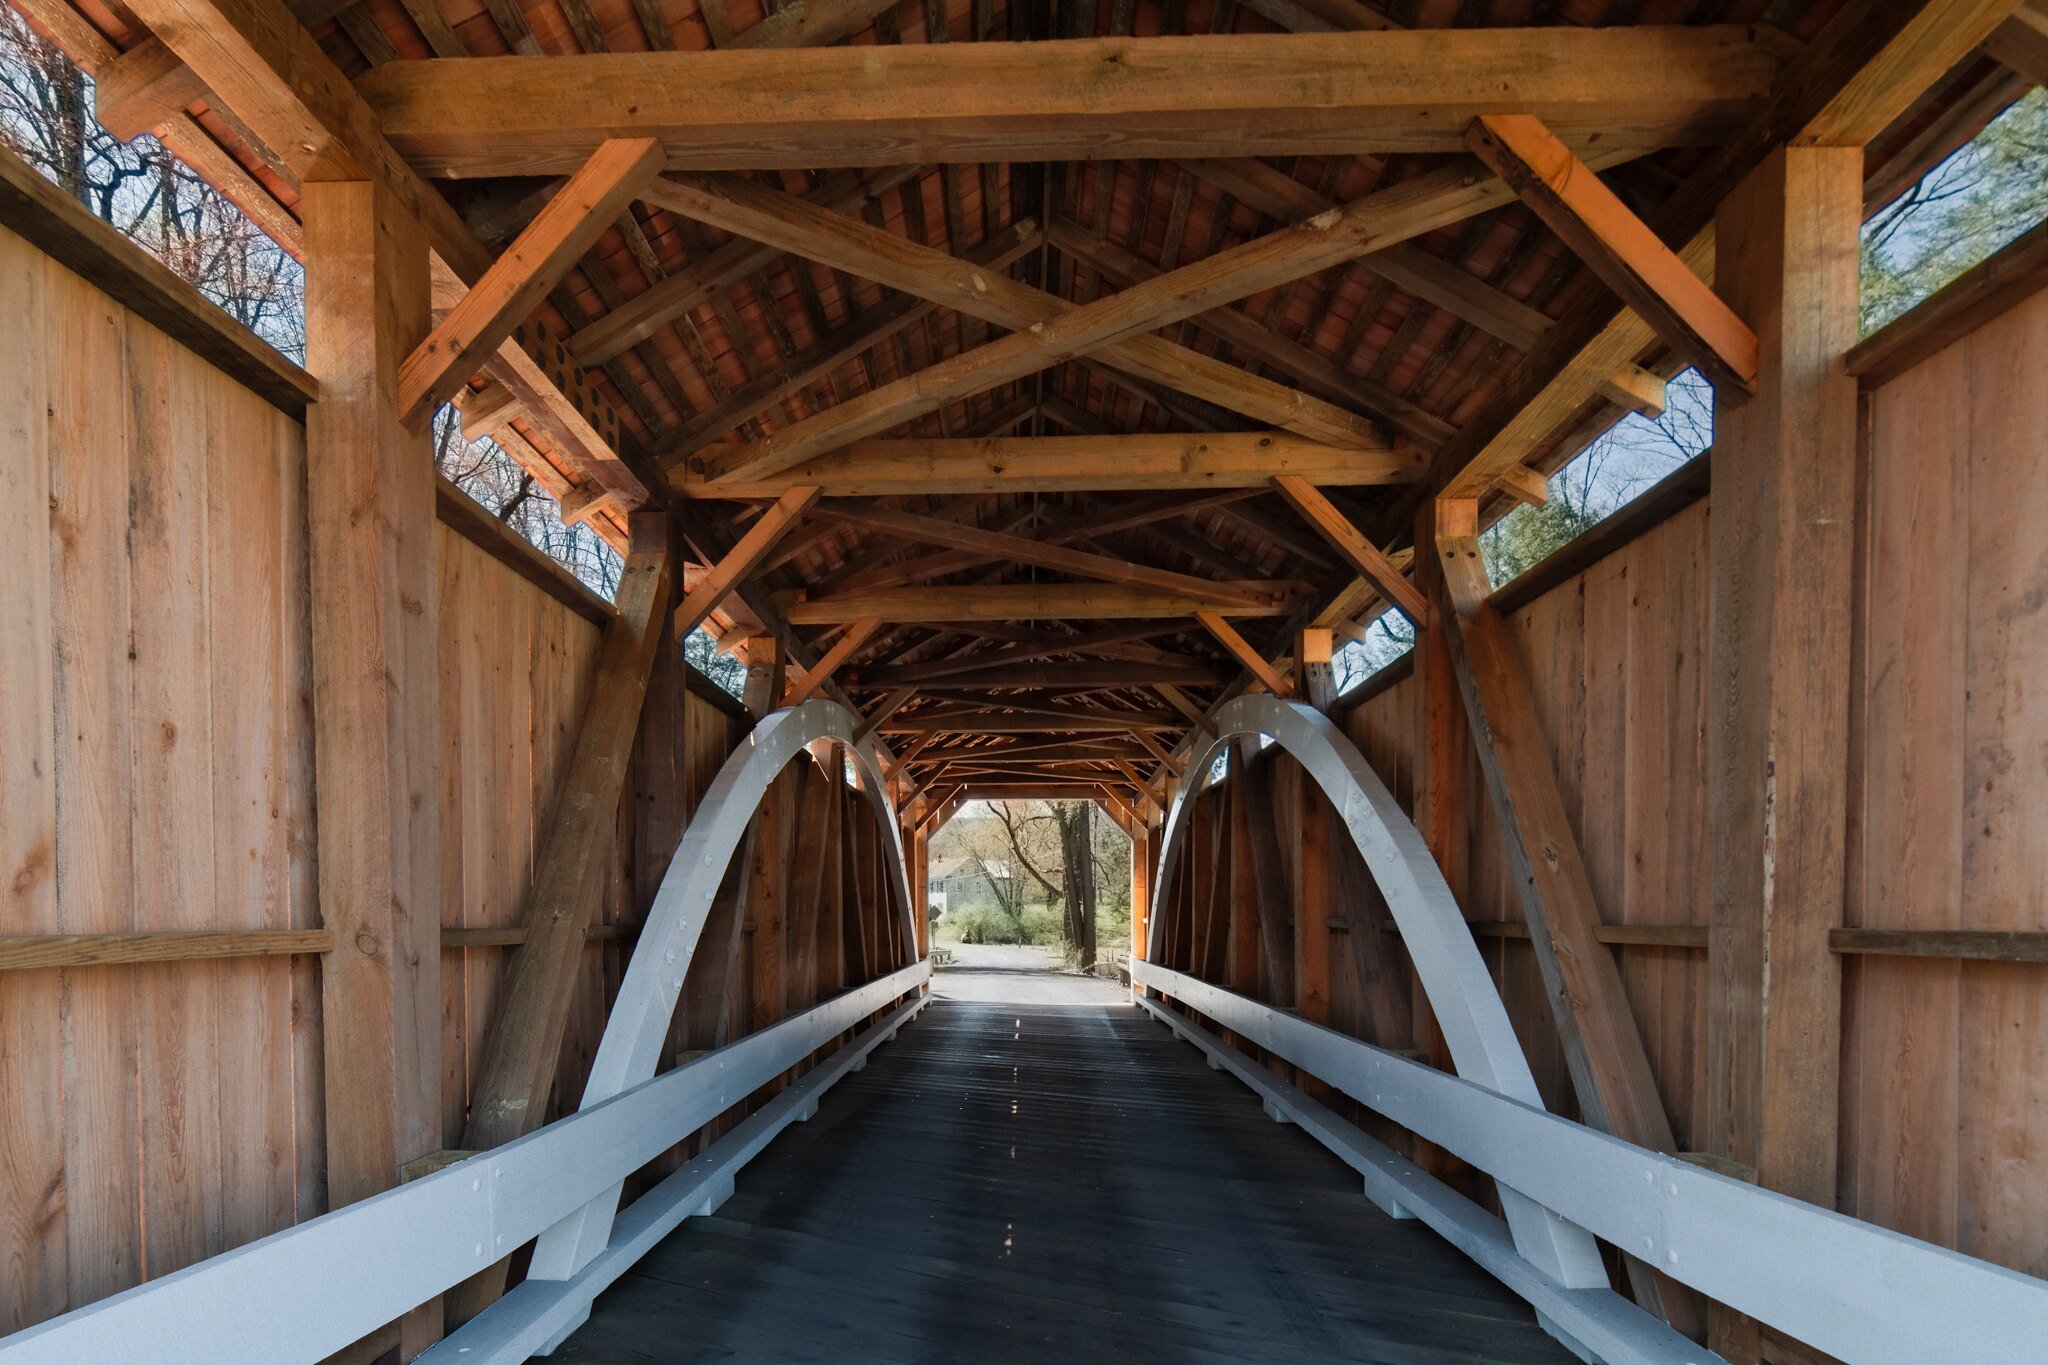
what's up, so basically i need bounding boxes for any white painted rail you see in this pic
[0,963,928,1365]
[0,700,926,1365]
[1133,959,2048,1365]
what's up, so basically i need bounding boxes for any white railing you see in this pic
[0,700,927,1365]
[0,963,929,1365]
[1132,959,2048,1365]
[1148,695,1611,1312]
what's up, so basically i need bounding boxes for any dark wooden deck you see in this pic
[555,974,1574,1363]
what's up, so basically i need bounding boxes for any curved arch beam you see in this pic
[1147,696,1606,1293]
[528,700,919,1288]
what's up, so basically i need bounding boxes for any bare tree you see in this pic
[1,7,305,360]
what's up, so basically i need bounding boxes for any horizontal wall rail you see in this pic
[1131,960,2048,1365]
[0,961,929,1365]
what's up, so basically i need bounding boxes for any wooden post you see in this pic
[1706,145,1861,1360]
[1430,497,1703,1336]
[1129,822,1151,963]
[912,823,930,961]
[631,602,687,915]
[744,634,794,1047]
[1406,500,1467,1184]
[303,176,442,1356]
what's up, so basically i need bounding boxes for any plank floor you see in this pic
[555,971,1575,1363]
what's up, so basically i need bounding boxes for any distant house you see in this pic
[926,855,1012,917]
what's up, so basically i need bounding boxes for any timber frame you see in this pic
[3,0,2048,1361]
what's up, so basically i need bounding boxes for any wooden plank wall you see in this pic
[1845,279,2048,1280]
[434,524,609,1143]
[1311,279,2048,1285]
[0,220,317,1335]
[1346,499,1715,1145]
[0,217,754,1337]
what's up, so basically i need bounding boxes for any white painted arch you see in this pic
[1147,695,1609,1297]
[527,700,921,1299]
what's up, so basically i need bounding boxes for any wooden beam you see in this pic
[121,0,491,271]
[1491,463,1549,508]
[854,660,1224,690]
[884,712,1177,734]
[725,0,908,49]
[456,378,521,439]
[118,0,653,514]
[676,155,1607,481]
[94,36,209,141]
[1828,928,2048,962]
[1197,611,1294,698]
[956,785,1117,803]
[570,164,921,366]
[0,930,330,971]
[1428,500,1702,1336]
[678,432,1419,498]
[453,519,674,1317]
[787,583,1297,624]
[398,138,663,425]
[649,175,1394,455]
[648,224,1040,461]
[1270,475,1428,626]
[1296,626,1338,713]
[1983,0,2048,84]
[1153,683,1216,737]
[1705,140,1860,1312]
[906,740,1147,765]
[673,485,820,638]
[302,174,442,1356]
[1047,219,1457,449]
[1109,759,1164,814]
[807,503,1268,605]
[355,28,1785,176]
[1464,114,1759,394]
[853,687,917,742]
[1131,726,1186,775]
[786,616,883,703]
[1421,0,2028,509]
[863,621,1188,684]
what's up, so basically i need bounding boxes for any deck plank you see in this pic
[555,993,1575,1363]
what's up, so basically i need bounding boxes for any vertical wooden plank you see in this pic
[129,316,226,1280]
[302,173,442,1308]
[1845,341,1967,1250]
[436,527,470,1147]
[1953,287,2048,1277]
[280,410,324,1225]
[1706,143,1862,1215]
[45,256,141,1310]
[204,360,296,1249]
[0,223,65,1335]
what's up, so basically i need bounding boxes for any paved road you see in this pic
[929,941,1127,1006]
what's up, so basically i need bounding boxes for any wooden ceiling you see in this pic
[42,0,2034,810]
